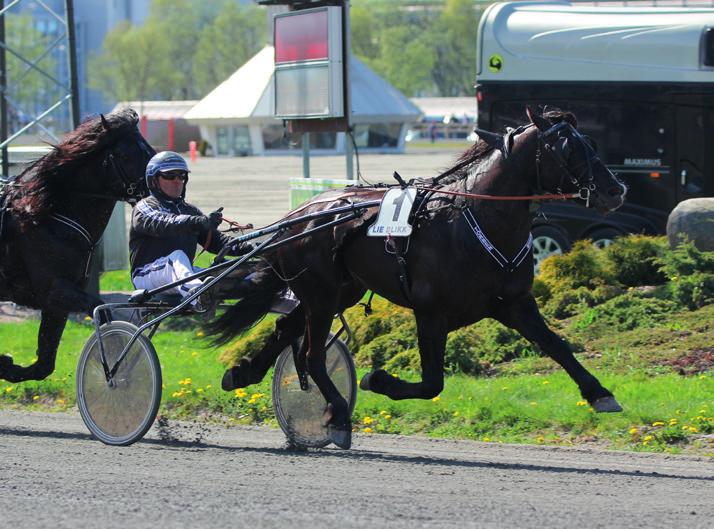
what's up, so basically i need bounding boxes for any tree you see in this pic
[88,21,174,104]
[192,2,267,96]
[5,14,58,128]
[430,0,479,96]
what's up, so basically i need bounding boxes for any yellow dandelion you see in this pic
[688,426,698,433]
[642,441,650,446]
[84,316,92,321]
[699,375,707,380]
[432,396,441,402]
[56,399,65,405]
[530,401,537,406]
[643,435,653,442]
[452,411,459,417]
[482,437,491,442]
[669,418,678,426]
[501,386,509,391]
[196,388,204,393]
[576,400,588,407]
[171,391,182,398]
[191,352,199,357]
[542,380,550,385]
[196,330,205,337]
[363,416,373,425]
[5,386,13,393]
[206,384,212,389]
[651,421,665,427]
[629,427,638,435]
[32,395,40,401]
[363,427,373,433]
[251,393,264,399]
[682,425,689,431]
[536,436,545,443]
[234,389,247,398]
[379,410,388,416]
[384,415,391,420]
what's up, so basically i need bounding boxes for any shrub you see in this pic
[218,318,275,366]
[538,240,614,290]
[572,292,678,333]
[655,240,714,279]
[669,273,714,310]
[542,285,621,319]
[606,235,668,286]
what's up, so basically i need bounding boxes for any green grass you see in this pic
[1,315,711,455]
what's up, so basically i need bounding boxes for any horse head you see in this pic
[99,109,155,204]
[524,106,627,213]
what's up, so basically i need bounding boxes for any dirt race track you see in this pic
[0,410,712,529]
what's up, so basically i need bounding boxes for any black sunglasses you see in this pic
[159,171,188,181]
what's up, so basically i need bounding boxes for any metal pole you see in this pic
[1,0,8,177]
[343,0,353,180]
[302,132,310,178]
[64,0,79,127]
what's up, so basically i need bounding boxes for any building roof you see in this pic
[111,100,200,120]
[478,1,714,83]
[410,97,476,122]
[184,46,422,124]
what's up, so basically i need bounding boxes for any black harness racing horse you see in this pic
[0,108,155,382]
[211,107,628,449]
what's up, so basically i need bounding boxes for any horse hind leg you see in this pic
[360,310,448,400]
[221,305,306,391]
[0,310,68,383]
[302,308,352,449]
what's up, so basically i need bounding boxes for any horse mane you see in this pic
[8,108,140,227]
[437,108,577,186]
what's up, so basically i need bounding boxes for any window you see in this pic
[216,127,230,155]
[353,123,401,148]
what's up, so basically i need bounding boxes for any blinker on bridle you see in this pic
[536,121,598,207]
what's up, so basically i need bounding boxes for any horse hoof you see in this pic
[359,372,372,391]
[0,354,13,369]
[592,396,623,413]
[328,425,352,450]
[221,368,238,391]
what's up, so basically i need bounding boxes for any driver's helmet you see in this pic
[145,151,190,195]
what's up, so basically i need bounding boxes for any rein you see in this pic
[412,186,580,202]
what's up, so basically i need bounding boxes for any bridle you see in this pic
[534,121,600,207]
[79,133,153,204]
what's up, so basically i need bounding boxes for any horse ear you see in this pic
[526,105,551,131]
[474,128,504,150]
[100,114,109,130]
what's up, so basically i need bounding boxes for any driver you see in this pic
[129,151,251,310]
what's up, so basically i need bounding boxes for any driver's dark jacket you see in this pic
[129,193,240,278]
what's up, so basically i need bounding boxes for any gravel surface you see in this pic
[1,410,712,529]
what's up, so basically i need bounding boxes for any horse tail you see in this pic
[206,267,286,345]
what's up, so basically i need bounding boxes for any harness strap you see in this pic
[51,213,95,278]
[385,236,412,303]
[461,208,532,273]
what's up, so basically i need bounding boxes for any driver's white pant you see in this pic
[132,250,203,302]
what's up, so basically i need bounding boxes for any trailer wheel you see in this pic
[532,226,571,273]
[590,227,622,249]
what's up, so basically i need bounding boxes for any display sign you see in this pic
[367,188,417,237]
[274,6,344,119]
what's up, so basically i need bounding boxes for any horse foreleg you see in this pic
[221,305,306,391]
[0,310,68,382]
[495,294,622,412]
[304,310,352,449]
[360,311,447,400]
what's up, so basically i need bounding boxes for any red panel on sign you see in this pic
[275,9,329,63]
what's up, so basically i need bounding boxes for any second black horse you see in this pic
[212,107,628,449]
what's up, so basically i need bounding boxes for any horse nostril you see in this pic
[608,185,623,197]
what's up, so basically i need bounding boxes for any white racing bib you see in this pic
[367,187,417,237]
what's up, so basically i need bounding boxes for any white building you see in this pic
[184,46,422,156]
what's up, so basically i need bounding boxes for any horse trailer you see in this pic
[476,1,714,265]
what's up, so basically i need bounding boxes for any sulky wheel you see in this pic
[272,334,356,448]
[76,321,162,446]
